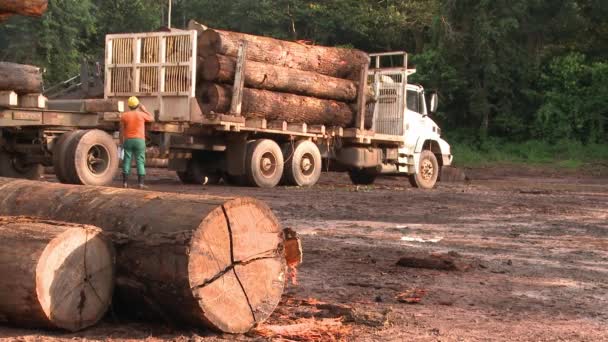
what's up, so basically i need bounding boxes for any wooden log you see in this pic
[202,83,354,126]
[203,54,362,102]
[46,99,125,113]
[0,0,47,17]
[0,178,286,333]
[0,216,114,332]
[0,62,42,94]
[199,29,369,79]
[187,19,208,36]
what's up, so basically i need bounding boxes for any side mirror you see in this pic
[429,92,438,114]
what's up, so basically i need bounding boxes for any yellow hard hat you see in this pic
[127,96,140,109]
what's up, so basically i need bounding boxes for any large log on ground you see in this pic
[0,216,114,332]
[203,54,361,102]
[199,29,369,79]
[0,0,47,17]
[202,83,354,126]
[0,178,286,333]
[0,62,43,94]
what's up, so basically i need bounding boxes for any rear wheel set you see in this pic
[53,129,118,186]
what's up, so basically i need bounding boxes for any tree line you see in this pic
[0,0,606,144]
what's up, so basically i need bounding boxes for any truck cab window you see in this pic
[406,90,420,113]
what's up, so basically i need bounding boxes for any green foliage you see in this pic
[0,0,605,155]
[452,138,608,167]
[535,53,607,142]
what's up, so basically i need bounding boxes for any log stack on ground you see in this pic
[0,62,43,95]
[0,178,287,334]
[195,25,370,127]
[0,216,114,332]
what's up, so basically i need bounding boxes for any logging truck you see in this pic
[104,29,452,189]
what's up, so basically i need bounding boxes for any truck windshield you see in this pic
[406,90,419,113]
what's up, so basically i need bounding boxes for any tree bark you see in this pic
[0,178,286,334]
[0,0,47,17]
[202,83,354,126]
[203,54,362,102]
[199,29,369,80]
[0,216,114,332]
[0,62,43,94]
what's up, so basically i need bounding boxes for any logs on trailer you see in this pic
[203,54,361,102]
[199,29,369,80]
[0,0,48,17]
[0,216,114,332]
[202,83,354,126]
[0,62,43,94]
[0,178,286,333]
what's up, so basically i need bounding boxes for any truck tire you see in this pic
[245,139,284,188]
[409,150,439,189]
[348,168,377,185]
[52,130,82,183]
[282,140,322,187]
[0,151,43,180]
[65,130,118,186]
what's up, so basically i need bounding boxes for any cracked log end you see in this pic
[0,217,114,332]
[188,197,285,333]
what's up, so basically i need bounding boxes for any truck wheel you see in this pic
[282,140,322,187]
[65,130,118,186]
[52,130,82,183]
[245,139,284,188]
[0,151,43,180]
[348,168,377,185]
[409,150,439,189]
[176,170,193,184]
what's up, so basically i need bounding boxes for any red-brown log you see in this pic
[199,29,369,80]
[0,62,43,94]
[201,83,354,126]
[0,216,114,332]
[203,54,363,102]
[0,178,286,334]
[0,0,48,17]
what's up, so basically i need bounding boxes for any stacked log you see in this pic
[196,26,370,127]
[0,62,43,94]
[202,83,354,126]
[0,216,114,332]
[0,0,48,18]
[0,178,286,333]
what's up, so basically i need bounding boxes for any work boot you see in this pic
[137,175,146,189]
[122,173,128,188]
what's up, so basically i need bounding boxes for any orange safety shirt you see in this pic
[121,110,154,139]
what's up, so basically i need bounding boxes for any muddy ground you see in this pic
[1,165,607,341]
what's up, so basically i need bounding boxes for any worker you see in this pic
[120,96,154,189]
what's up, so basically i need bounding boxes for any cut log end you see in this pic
[201,55,221,81]
[200,30,222,57]
[36,227,114,332]
[188,197,285,333]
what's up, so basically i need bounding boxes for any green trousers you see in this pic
[122,138,146,176]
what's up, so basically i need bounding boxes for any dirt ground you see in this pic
[1,165,607,341]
